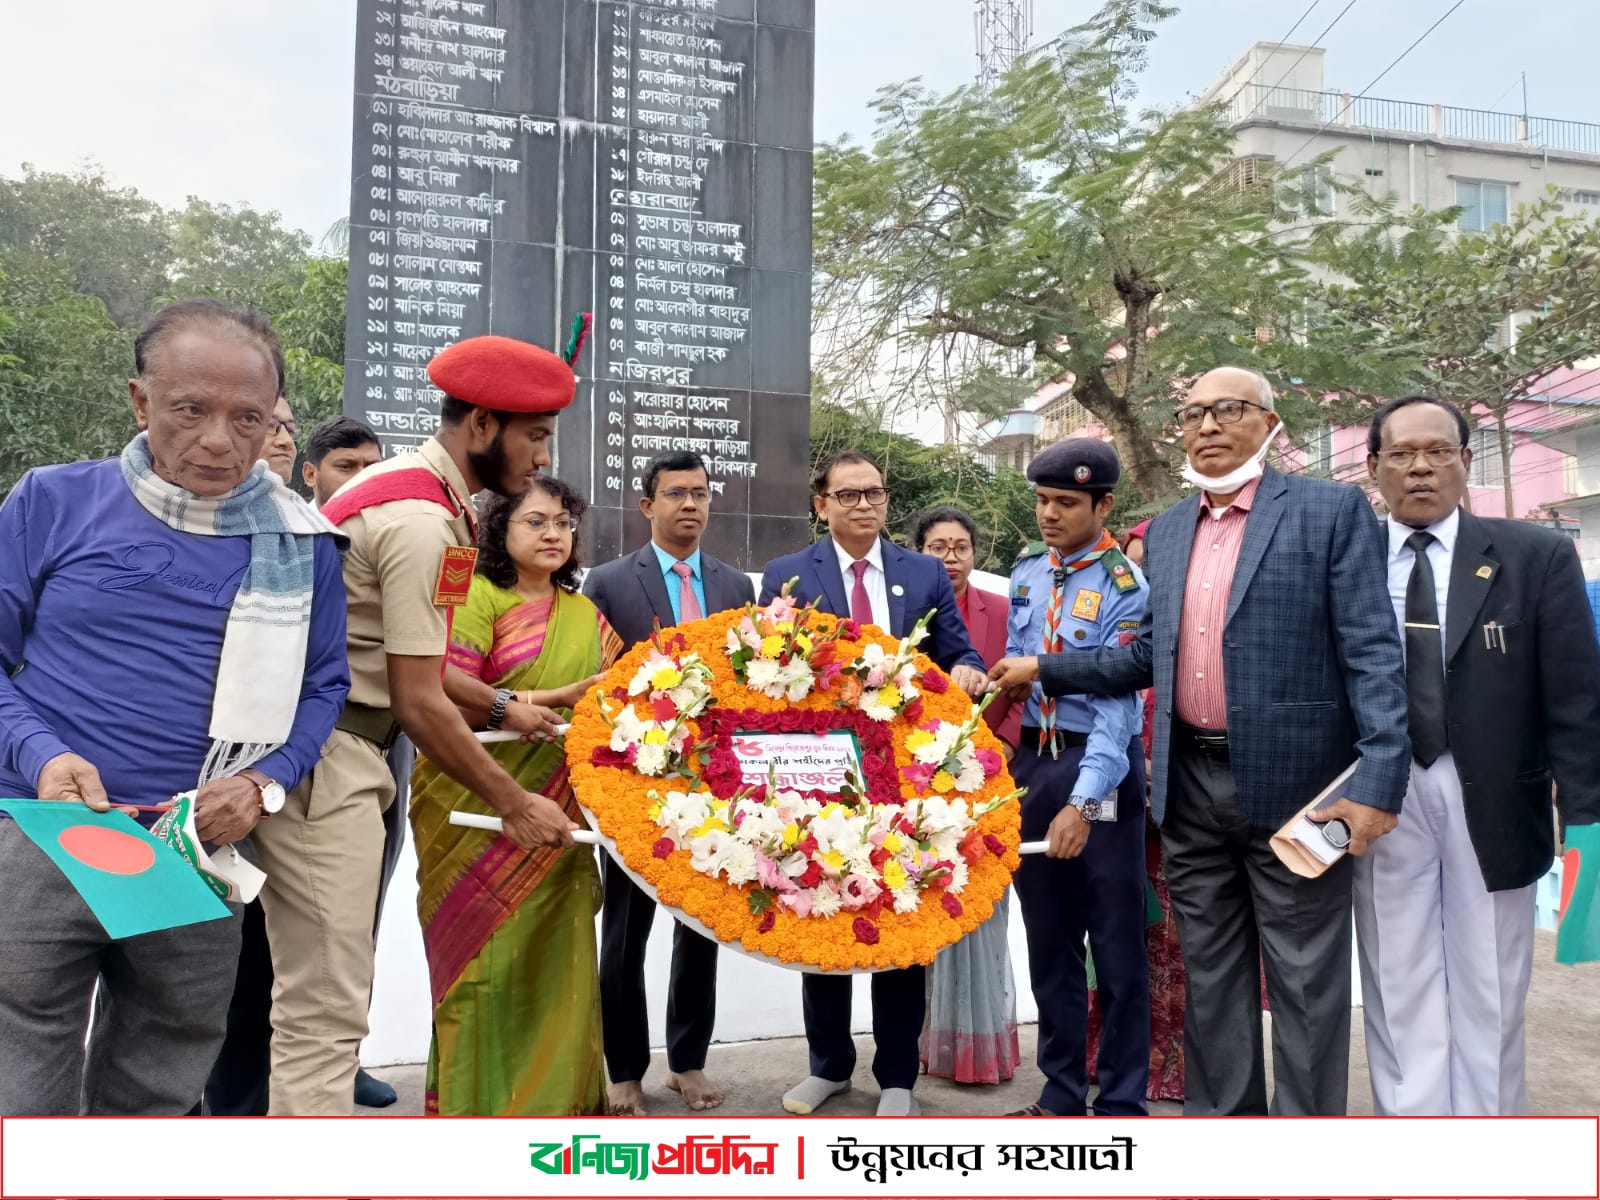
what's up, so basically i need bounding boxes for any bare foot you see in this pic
[666,1069,724,1111]
[608,1080,647,1116]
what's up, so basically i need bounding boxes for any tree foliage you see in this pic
[0,166,347,494]
[1307,191,1600,516]
[813,0,1417,501]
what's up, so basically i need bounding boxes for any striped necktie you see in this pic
[1037,530,1116,757]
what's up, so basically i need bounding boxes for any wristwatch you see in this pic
[487,687,516,731]
[1320,818,1352,851]
[1068,794,1102,823]
[237,768,285,815]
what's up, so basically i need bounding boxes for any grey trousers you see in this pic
[1161,746,1354,1116]
[0,820,241,1115]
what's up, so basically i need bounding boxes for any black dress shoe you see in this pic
[354,1067,398,1108]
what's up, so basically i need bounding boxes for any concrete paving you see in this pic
[365,931,1600,1117]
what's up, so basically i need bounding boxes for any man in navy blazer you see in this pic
[761,450,987,1117]
[992,368,1410,1116]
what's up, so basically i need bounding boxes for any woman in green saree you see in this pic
[410,476,620,1115]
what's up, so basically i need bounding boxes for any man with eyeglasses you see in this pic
[991,366,1409,1116]
[762,450,988,1117]
[583,450,754,1115]
[1356,395,1600,1115]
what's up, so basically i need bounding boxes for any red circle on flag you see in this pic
[57,825,157,875]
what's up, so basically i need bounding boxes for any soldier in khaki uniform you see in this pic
[252,334,580,1114]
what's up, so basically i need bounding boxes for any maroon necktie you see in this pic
[849,559,873,625]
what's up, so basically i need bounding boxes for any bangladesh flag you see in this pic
[1557,824,1600,966]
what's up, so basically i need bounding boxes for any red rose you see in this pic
[776,710,805,732]
[903,698,925,723]
[940,892,964,918]
[590,746,631,768]
[799,861,823,889]
[651,696,679,723]
[869,846,890,872]
[958,828,985,866]
[609,685,630,702]
[652,837,675,859]
[841,619,862,640]
[853,917,879,945]
[983,834,1006,857]
[922,671,949,694]
[758,909,776,934]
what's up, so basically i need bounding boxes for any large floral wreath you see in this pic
[566,588,1023,972]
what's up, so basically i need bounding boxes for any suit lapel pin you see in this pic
[1476,565,1493,579]
[891,584,905,597]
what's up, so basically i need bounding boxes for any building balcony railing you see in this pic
[1223,85,1600,158]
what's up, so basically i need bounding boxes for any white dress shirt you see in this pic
[1386,508,1458,659]
[833,537,890,630]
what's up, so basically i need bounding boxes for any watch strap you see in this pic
[487,688,515,731]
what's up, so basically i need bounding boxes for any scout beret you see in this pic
[427,335,577,415]
[1027,437,1122,492]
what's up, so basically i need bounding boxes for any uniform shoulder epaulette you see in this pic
[1015,540,1049,562]
[1099,546,1141,593]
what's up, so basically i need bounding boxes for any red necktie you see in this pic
[849,559,874,626]
[671,561,703,622]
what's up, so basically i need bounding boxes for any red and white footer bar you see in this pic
[2,1115,1595,1199]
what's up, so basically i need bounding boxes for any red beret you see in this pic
[426,335,576,415]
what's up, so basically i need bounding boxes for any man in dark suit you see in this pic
[761,450,987,1117]
[991,367,1411,1116]
[1358,395,1600,1114]
[583,451,755,1115]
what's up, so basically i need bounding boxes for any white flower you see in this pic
[917,796,971,836]
[892,886,920,914]
[736,805,785,847]
[746,658,780,692]
[635,743,668,777]
[858,643,886,668]
[811,883,843,918]
[912,738,947,766]
[689,829,731,876]
[947,859,970,892]
[609,707,647,752]
[785,675,814,703]
[842,836,876,874]
[779,850,810,878]
[661,791,712,838]
[955,761,986,793]
[862,695,895,722]
[723,841,759,887]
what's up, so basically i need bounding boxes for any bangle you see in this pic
[487,688,515,731]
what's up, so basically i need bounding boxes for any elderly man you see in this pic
[255,335,575,1115]
[1358,395,1600,1114]
[992,366,1410,1115]
[0,298,350,1115]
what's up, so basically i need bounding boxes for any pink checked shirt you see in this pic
[1173,476,1262,728]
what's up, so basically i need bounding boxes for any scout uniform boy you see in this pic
[1005,437,1153,1117]
[251,334,578,1114]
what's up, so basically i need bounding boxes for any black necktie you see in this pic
[1404,530,1448,767]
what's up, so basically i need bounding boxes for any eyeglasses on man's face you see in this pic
[823,487,889,508]
[658,487,711,503]
[1377,445,1464,470]
[268,418,299,437]
[517,515,579,535]
[923,540,974,560]
[1172,398,1270,432]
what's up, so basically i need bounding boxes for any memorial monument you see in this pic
[342,0,816,568]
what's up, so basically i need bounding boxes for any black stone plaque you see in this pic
[342,0,815,570]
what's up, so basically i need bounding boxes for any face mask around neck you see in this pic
[1181,420,1283,495]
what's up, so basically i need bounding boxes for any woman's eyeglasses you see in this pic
[923,541,974,560]
[518,516,579,534]
[1172,398,1269,432]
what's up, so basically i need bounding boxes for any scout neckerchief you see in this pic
[1038,529,1118,759]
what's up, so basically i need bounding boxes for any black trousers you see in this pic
[598,857,720,1082]
[1012,737,1150,1115]
[1161,742,1353,1116]
[201,737,412,1115]
[801,965,924,1091]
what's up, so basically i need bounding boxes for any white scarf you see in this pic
[119,434,346,785]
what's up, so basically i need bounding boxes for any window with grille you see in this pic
[1469,427,1504,487]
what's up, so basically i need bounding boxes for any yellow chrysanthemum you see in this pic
[782,822,799,848]
[883,832,904,854]
[905,731,935,752]
[796,633,814,653]
[820,802,842,819]
[693,817,730,838]
[759,635,785,657]
[644,728,669,746]
[648,802,662,821]
[931,770,957,793]
[822,849,845,871]
[650,666,683,690]
[882,860,908,890]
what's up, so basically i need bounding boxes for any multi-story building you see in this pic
[976,44,1600,560]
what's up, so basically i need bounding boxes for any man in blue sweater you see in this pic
[0,299,351,1115]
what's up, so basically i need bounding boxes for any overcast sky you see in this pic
[2,0,1597,240]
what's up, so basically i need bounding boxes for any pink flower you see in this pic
[651,696,679,722]
[940,892,964,918]
[756,852,784,889]
[901,763,937,790]
[779,889,815,918]
[983,834,1006,857]
[652,837,675,859]
[758,909,776,934]
[852,918,880,945]
[922,671,949,695]
[866,667,887,689]
[839,873,881,911]
[975,748,1003,777]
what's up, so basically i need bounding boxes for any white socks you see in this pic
[781,1075,851,1114]
[876,1087,919,1116]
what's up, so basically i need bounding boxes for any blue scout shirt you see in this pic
[1006,536,1148,800]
